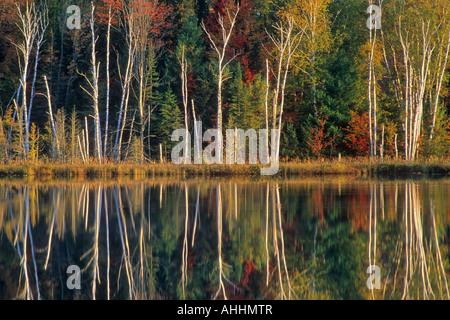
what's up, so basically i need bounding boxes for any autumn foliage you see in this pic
[344,112,371,157]
[307,115,336,158]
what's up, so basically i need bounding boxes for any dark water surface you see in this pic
[0,177,449,300]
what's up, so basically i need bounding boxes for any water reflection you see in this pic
[0,178,449,300]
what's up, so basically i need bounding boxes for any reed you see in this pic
[0,158,448,179]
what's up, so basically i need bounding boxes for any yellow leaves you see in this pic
[358,39,384,75]
[0,117,7,162]
[277,0,332,77]
[27,123,39,162]
[284,0,332,49]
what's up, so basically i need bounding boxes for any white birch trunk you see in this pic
[104,6,112,158]
[201,7,240,164]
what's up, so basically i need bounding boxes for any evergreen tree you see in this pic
[154,86,184,155]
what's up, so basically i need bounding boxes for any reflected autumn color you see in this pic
[0,178,449,300]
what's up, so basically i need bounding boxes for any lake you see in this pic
[0,177,449,300]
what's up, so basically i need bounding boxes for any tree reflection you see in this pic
[0,179,448,300]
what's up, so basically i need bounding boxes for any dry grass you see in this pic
[0,157,448,179]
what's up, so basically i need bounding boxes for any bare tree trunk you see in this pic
[78,135,87,163]
[80,4,102,163]
[213,184,227,300]
[394,12,440,161]
[85,117,90,163]
[113,13,135,161]
[117,86,131,160]
[265,59,270,134]
[394,134,398,159]
[180,46,190,163]
[29,4,48,137]
[191,99,200,163]
[42,76,60,158]
[267,17,304,162]
[104,6,112,159]
[90,4,102,162]
[201,7,240,164]
[368,1,374,158]
[14,1,41,156]
[125,111,136,160]
[429,27,450,141]
[181,183,189,298]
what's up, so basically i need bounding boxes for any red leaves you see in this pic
[129,0,171,36]
[241,258,258,287]
[96,0,124,25]
[307,115,336,158]
[204,0,263,74]
[240,58,256,84]
[344,111,370,157]
[0,0,29,27]
[95,0,172,37]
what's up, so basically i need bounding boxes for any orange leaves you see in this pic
[344,111,370,157]
[96,0,124,25]
[240,258,258,287]
[128,0,172,37]
[0,0,30,27]
[307,115,336,158]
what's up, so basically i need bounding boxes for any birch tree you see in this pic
[104,5,112,159]
[41,75,61,159]
[132,0,153,163]
[201,4,240,164]
[80,3,102,163]
[179,46,190,163]
[176,2,204,164]
[13,1,40,156]
[113,4,136,161]
[367,0,383,158]
[287,0,332,118]
[28,1,48,141]
[384,0,450,161]
[266,16,304,163]
[428,5,450,141]
[128,0,169,163]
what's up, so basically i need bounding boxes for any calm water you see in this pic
[0,177,449,300]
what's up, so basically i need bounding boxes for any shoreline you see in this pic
[0,159,449,179]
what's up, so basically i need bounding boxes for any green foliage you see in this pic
[422,109,450,158]
[314,210,366,300]
[153,87,184,156]
[227,64,265,130]
[281,119,300,160]
[176,0,204,66]
[0,0,449,162]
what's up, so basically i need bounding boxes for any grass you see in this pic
[0,158,449,179]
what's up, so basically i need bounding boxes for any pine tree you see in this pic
[154,87,184,155]
[69,108,81,163]
[228,65,246,129]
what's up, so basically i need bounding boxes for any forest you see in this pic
[0,0,449,166]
